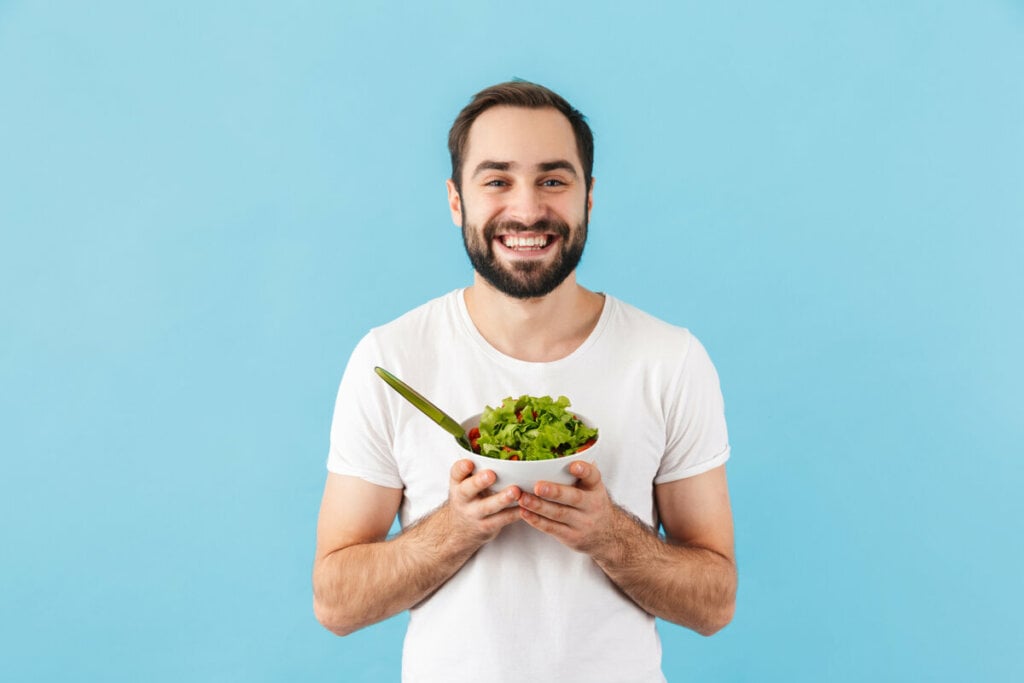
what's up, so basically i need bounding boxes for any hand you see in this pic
[517,461,620,555]
[443,459,522,547]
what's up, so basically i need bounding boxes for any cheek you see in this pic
[461,198,500,226]
[554,194,588,219]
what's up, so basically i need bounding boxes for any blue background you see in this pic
[2,1,1022,680]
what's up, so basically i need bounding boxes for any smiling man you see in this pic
[313,81,736,683]
[455,104,590,302]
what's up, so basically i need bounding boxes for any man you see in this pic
[313,81,736,682]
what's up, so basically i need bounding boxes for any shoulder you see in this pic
[603,295,698,357]
[599,295,724,390]
[364,289,464,347]
[337,289,464,410]
[345,289,467,374]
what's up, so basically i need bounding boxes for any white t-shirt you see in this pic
[327,289,730,683]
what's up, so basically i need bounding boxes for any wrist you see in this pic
[588,505,630,565]
[590,504,656,569]
[411,502,482,562]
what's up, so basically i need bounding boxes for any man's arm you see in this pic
[517,462,736,636]
[312,461,522,636]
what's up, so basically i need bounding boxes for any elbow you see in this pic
[696,598,735,637]
[696,565,737,637]
[313,598,360,637]
[312,555,363,637]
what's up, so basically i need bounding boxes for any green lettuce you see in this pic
[474,395,598,461]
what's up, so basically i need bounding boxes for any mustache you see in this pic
[483,219,571,241]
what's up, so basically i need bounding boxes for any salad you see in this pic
[468,395,598,461]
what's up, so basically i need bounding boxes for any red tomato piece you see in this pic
[574,438,596,454]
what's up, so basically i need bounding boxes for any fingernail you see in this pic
[572,463,584,475]
[537,484,549,497]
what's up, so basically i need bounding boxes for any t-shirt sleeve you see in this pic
[326,332,403,489]
[654,332,731,484]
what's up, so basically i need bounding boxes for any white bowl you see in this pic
[460,412,600,494]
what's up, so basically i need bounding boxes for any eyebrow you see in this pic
[471,159,579,178]
[536,160,578,177]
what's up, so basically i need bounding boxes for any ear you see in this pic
[446,178,463,227]
[586,177,595,218]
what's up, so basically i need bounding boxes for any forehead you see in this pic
[464,106,581,172]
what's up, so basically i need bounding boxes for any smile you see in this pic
[497,233,554,251]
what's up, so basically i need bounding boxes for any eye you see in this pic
[484,179,509,187]
[541,178,567,187]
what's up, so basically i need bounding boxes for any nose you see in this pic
[505,184,547,226]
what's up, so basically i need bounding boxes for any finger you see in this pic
[483,506,523,531]
[476,486,521,516]
[458,467,499,499]
[450,460,497,504]
[518,491,576,525]
[571,460,603,490]
[532,481,585,508]
[519,505,572,538]
[450,459,475,484]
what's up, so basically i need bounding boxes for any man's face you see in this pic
[447,106,593,300]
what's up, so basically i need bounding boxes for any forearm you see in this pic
[591,507,737,636]
[313,504,479,636]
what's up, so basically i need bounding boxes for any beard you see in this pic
[462,214,588,300]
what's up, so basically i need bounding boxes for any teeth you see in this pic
[501,235,549,249]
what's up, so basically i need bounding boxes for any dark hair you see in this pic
[448,80,594,192]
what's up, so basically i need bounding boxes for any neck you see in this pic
[463,273,605,363]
